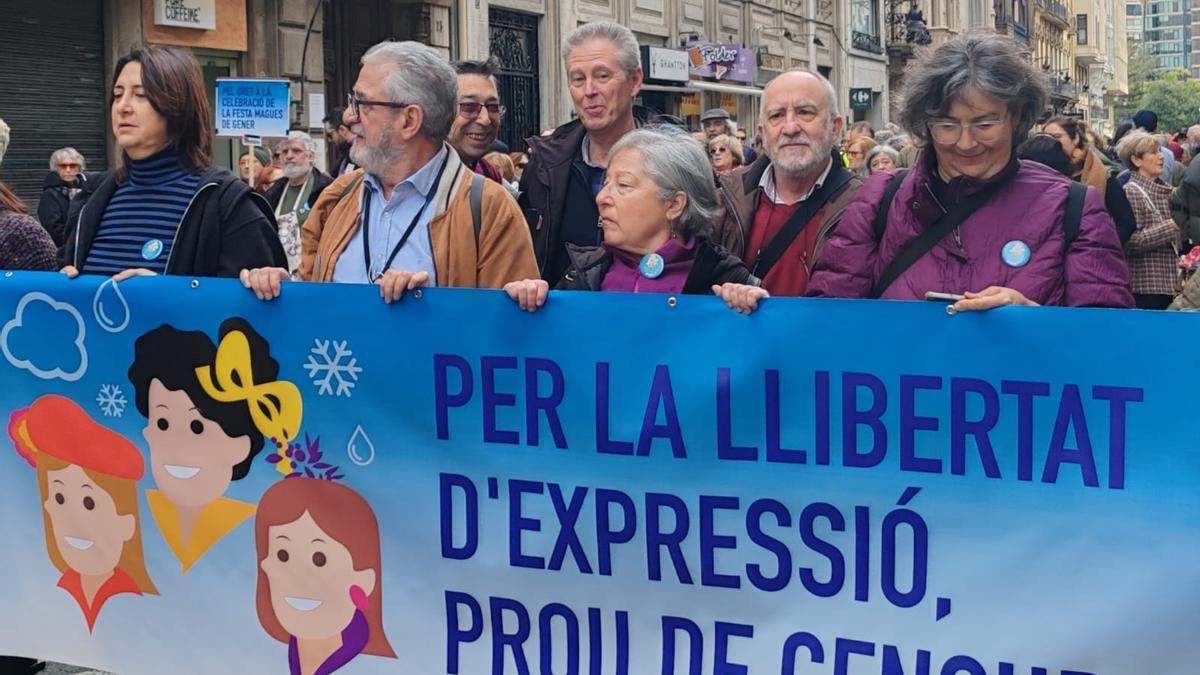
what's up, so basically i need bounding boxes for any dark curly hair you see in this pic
[899,30,1048,147]
[128,318,278,480]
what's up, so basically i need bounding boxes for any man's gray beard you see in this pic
[350,136,402,177]
[282,163,309,181]
[771,131,834,178]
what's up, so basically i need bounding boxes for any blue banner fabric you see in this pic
[0,272,1193,675]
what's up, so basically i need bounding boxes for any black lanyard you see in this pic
[361,152,451,282]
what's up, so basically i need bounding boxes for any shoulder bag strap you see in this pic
[751,165,855,279]
[869,180,1006,299]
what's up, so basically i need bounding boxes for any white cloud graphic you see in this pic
[1,292,88,382]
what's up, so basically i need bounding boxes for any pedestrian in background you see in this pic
[1119,130,1182,309]
[62,44,285,280]
[707,134,744,177]
[864,144,899,175]
[0,118,59,272]
[37,147,86,247]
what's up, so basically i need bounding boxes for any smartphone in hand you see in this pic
[924,291,965,302]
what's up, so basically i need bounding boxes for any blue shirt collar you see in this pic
[362,145,449,200]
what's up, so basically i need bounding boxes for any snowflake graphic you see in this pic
[303,339,362,397]
[96,384,127,417]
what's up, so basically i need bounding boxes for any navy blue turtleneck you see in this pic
[84,146,202,274]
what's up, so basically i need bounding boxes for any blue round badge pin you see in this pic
[639,253,665,279]
[1001,240,1031,268]
[141,239,164,261]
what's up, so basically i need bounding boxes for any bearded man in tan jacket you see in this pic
[241,40,536,303]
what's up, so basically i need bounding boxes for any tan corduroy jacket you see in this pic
[299,144,537,288]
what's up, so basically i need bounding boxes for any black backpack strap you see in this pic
[470,172,485,248]
[870,179,1007,299]
[1063,181,1086,246]
[873,169,910,242]
[339,174,364,200]
[751,165,856,279]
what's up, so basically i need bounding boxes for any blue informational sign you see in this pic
[0,272,1196,674]
[214,78,291,138]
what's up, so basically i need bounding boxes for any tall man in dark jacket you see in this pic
[715,69,862,296]
[519,21,643,284]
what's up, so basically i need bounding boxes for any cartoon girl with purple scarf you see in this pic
[255,477,395,674]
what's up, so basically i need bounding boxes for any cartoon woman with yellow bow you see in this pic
[128,317,302,572]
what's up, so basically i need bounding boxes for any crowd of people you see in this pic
[5,23,1200,317]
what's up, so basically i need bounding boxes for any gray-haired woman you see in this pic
[504,126,768,313]
[37,147,86,247]
[865,144,900,175]
[808,31,1132,310]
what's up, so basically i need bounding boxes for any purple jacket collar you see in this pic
[910,147,1021,227]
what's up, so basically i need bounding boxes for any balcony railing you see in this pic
[852,31,884,54]
[1036,0,1070,24]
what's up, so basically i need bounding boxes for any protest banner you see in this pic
[0,272,1193,674]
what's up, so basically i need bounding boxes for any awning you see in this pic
[689,80,763,97]
[640,83,697,94]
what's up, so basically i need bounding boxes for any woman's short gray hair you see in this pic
[562,22,641,77]
[361,41,458,141]
[49,147,85,171]
[898,30,1047,146]
[864,144,900,173]
[1116,130,1161,167]
[610,125,718,239]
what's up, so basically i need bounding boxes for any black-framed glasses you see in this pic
[346,92,409,119]
[458,100,506,121]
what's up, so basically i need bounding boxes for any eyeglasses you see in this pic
[927,117,1009,144]
[58,163,81,170]
[346,92,410,119]
[709,147,728,156]
[458,101,506,120]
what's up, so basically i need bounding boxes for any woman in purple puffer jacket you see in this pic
[807,31,1133,311]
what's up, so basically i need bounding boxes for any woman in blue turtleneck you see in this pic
[62,45,285,280]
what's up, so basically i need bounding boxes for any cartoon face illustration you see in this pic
[143,379,251,509]
[256,478,395,674]
[43,463,135,577]
[260,510,376,640]
[129,318,301,572]
[9,395,157,631]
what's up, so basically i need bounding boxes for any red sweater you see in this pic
[743,192,824,296]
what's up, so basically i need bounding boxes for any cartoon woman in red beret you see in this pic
[8,395,158,631]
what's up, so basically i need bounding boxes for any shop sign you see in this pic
[685,42,755,83]
[154,0,216,30]
[850,87,873,110]
[641,47,690,83]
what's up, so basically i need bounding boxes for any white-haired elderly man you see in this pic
[264,131,334,222]
[262,131,334,275]
[37,147,86,247]
[240,40,536,304]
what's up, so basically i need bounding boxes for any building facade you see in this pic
[0,0,340,205]
[1142,0,1191,71]
[1074,0,1128,135]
